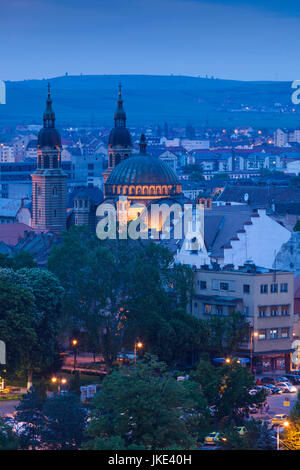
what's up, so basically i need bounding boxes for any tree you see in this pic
[0,268,64,389]
[15,388,45,450]
[41,393,86,450]
[85,355,201,450]
[282,390,300,450]
[48,227,206,369]
[192,358,266,422]
[293,220,300,232]
[220,419,275,450]
[0,418,19,450]
[15,391,86,450]
[0,273,37,379]
[205,311,251,357]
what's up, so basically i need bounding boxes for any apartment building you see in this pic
[192,263,296,373]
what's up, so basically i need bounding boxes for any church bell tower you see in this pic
[31,84,66,231]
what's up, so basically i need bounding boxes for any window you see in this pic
[199,281,207,290]
[52,186,57,196]
[281,306,289,316]
[243,306,249,315]
[258,330,266,340]
[258,307,266,317]
[270,328,278,339]
[243,284,250,294]
[280,283,288,293]
[220,282,229,291]
[281,328,289,338]
[271,284,278,293]
[216,306,223,315]
[204,304,212,314]
[270,307,278,317]
[260,284,268,294]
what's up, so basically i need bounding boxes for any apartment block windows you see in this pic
[260,284,268,294]
[216,306,223,315]
[270,306,278,317]
[281,305,289,316]
[258,330,266,340]
[204,304,212,314]
[271,284,278,293]
[243,284,250,294]
[258,307,266,317]
[281,328,289,338]
[270,328,278,339]
[280,283,288,293]
[220,282,229,291]
[199,281,207,290]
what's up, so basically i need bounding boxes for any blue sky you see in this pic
[1,0,299,81]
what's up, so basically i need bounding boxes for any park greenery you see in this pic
[0,227,274,450]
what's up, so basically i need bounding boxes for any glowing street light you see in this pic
[250,331,258,373]
[72,338,78,371]
[225,358,231,364]
[50,376,67,394]
[134,341,143,364]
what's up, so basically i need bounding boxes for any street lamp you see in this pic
[250,331,258,373]
[225,358,231,364]
[72,339,78,372]
[51,376,67,394]
[134,341,143,364]
[277,420,289,451]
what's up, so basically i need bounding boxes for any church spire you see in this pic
[114,83,126,128]
[43,83,56,128]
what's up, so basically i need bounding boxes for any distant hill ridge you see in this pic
[0,74,297,128]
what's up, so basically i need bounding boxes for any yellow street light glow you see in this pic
[51,377,57,383]
[253,332,259,337]
[72,339,78,346]
[283,421,290,427]
[225,358,231,364]
[61,378,67,385]
[137,342,143,349]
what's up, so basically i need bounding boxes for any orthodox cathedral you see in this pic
[31,85,183,234]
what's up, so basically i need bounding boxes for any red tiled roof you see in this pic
[0,223,45,246]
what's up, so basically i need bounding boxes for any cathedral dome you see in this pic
[107,154,179,186]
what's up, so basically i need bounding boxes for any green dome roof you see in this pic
[106,154,179,186]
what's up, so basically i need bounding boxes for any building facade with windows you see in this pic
[192,263,296,373]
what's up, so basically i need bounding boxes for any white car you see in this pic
[277,382,297,393]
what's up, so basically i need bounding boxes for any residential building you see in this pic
[192,263,296,373]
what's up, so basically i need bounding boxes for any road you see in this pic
[0,400,19,417]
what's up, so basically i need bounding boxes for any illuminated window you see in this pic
[270,329,278,339]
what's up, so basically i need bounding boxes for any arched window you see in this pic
[52,186,58,196]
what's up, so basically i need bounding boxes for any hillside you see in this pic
[0,75,298,129]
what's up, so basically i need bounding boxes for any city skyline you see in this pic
[1,0,300,82]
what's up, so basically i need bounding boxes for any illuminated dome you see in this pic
[105,135,181,198]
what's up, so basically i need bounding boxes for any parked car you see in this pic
[204,432,223,446]
[259,385,272,395]
[271,414,288,426]
[273,376,289,383]
[277,382,297,393]
[261,377,276,385]
[264,384,283,394]
[285,374,300,385]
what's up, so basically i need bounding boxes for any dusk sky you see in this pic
[1,0,300,82]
